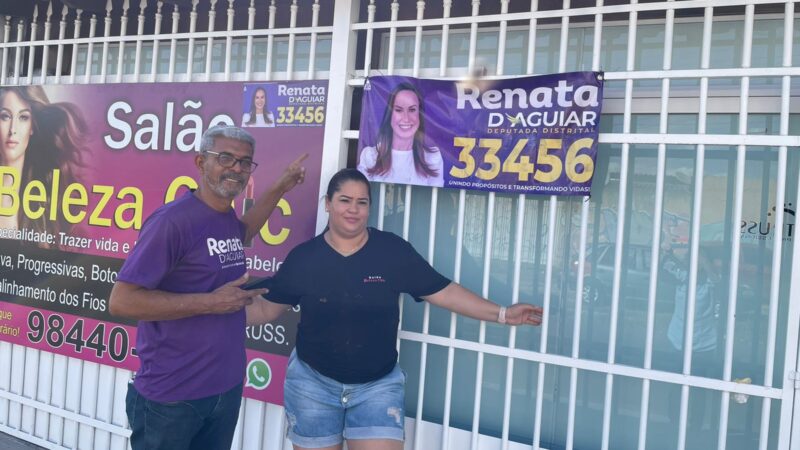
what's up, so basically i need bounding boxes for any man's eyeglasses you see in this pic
[204,150,258,172]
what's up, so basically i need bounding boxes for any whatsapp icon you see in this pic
[246,358,272,390]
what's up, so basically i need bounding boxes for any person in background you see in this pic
[661,237,721,444]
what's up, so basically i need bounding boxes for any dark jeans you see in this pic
[125,382,243,450]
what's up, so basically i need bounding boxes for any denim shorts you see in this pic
[283,350,406,448]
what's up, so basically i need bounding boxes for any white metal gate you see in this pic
[1,1,799,449]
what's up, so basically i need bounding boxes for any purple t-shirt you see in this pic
[117,192,247,402]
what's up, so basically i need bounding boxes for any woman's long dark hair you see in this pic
[1,86,87,244]
[245,87,273,126]
[367,82,438,178]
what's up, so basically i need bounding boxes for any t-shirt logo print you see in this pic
[363,275,386,283]
[206,237,246,268]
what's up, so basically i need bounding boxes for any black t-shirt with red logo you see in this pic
[265,227,450,384]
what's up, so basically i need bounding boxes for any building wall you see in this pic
[0,1,799,449]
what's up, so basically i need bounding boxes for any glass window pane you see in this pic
[139,44,153,75]
[274,39,289,71]
[794,18,800,66]
[315,36,332,71]
[502,30,527,75]
[230,40,247,73]
[192,42,206,74]
[565,26,593,72]
[636,23,665,71]
[534,28,560,74]
[710,20,743,69]
[74,44,86,75]
[752,19,784,69]
[671,22,702,70]
[602,25,629,72]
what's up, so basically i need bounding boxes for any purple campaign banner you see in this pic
[0,80,327,405]
[358,72,603,195]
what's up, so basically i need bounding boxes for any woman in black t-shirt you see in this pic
[247,168,543,450]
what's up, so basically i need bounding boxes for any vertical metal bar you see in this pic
[264,0,276,81]
[677,7,713,450]
[286,0,298,79]
[12,18,23,84]
[787,181,800,450]
[601,1,636,449]
[413,187,439,450]
[437,1,454,447]
[397,183,412,345]
[0,342,9,429]
[62,359,83,448]
[411,1,425,77]
[55,6,67,84]
[84,13,97,80]
[204,0,217,81]
[387,1,399,74]
[20,349,38,434]
[441,189,466,450]
[150,1,163,81]
[1,16,10,85]
[494,3,514,448]
[69,8,82,83]
[26,6,38,84]
[224,0,234,81]
[92,365,116,449]
[760,147,786,449]
[40,2,53,84]
[524,0,555,447]
[776,2,797,446]
[717,143,747,446]
[115,0,130,83]
[470,192,495,450]
[100,0,113,81]
[186,0,198,80]
[78,361,99,449]
[500,192,525,450]
[411,2,432,448]
[638,2,672,449]
[438,0,451,78]
[754,4,785,447]
[717,3,754,448]
[559,0,588,447]
[7,346,24,431]
[133,0,146,81]
[244,0,255,80]
[463,2,485,448]
[377,184,386,230]
[241,398,265,450]
[534,195,557,450]
[48,354,68,445]
[167,3,179,82]
[33,351,53,440]
[466,0,479,73]
[362,0,376,76]
[307,0,320,78]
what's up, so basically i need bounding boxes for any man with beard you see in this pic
[109,125,306,450]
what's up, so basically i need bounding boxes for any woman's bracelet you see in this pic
[498,306,507,324]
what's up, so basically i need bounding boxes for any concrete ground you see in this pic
[0,432,44,449]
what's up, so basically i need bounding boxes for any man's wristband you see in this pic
[498,306,507,324]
